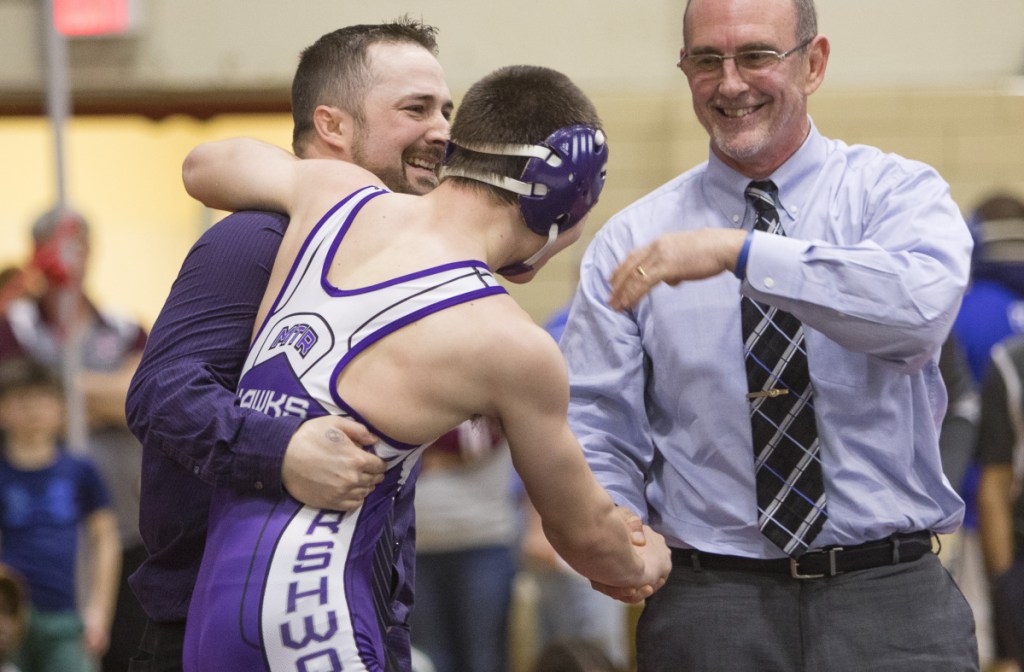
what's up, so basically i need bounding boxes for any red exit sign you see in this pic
[54,0,140,37]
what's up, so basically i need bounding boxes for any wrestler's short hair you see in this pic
[442,65,603,209]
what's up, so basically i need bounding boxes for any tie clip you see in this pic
[747,388,789,400]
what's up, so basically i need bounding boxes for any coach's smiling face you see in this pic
[681,0,828,179]
[350,41,454,196]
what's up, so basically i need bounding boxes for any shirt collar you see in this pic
[702,117,828,231]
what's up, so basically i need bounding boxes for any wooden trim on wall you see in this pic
[0,88,291,120]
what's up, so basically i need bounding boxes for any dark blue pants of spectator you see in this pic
[993,557,1024,668]
[410,545,516,672]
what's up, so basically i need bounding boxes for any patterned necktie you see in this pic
[741,180,827,556]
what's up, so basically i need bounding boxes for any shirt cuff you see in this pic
[233,413,304,494]
[733,230,755,280]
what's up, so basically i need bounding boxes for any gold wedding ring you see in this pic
[635,265,648,278]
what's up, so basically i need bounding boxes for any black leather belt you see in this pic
[671,531,934,580]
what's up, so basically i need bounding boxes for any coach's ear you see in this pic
[312,104,356,159]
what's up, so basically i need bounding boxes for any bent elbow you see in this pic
[181,149,204,201]
[181,144,222,206]
[875,308,958,374]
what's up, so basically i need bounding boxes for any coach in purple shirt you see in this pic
[125,19,452,672]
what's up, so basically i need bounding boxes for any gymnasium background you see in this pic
[0,0,1022,337]
[0,2,1022,669]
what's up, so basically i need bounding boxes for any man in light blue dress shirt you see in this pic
[561,0,979,669]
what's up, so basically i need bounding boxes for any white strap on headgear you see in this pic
[441,167,548,197]
[519,223,560,268]
[454,139,564,166]
[440,137,572,197]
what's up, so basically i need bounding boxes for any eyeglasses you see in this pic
[678,36,815,78]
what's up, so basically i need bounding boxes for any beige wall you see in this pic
[2,2,1023,327]
[2,1,1023,93]
[0,114,294,328]
[2,86,1021,329]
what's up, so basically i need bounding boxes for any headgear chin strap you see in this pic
[443,124,608,276]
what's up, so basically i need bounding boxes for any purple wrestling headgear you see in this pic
[443,124,608,276]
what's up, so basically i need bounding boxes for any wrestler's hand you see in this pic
[282,415,385,510]
[590,524,671,604]
[617,505,647,547]
[608,228,747,310]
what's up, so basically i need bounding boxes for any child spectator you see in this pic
[0,359,120,672]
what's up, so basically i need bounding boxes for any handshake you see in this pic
[591,506,672,604]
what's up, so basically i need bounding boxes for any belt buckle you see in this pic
[789,546,843,579]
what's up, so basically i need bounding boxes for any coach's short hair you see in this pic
[291,16,440,155]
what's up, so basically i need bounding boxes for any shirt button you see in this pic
[732,214,741,223]
[763,277,776,289]
[193,466,201,475]
[254,481,264,490]
[789,205,798,214]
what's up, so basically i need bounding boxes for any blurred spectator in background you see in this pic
[0,563,27,672]
[410,420,518,672]
[953,192,1024,382]
[0,266,42,320]
[976,334,1024,672]
[0,358,120,672]
[529,638,622,672]
[948,191,1024,672]
[938,334,981,493]
[0,208,148,672]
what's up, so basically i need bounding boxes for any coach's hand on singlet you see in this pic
[282,415,386,510]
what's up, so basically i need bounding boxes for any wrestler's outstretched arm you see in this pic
[483,319,671,599]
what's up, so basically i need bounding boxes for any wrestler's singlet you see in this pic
[183,186,507,672]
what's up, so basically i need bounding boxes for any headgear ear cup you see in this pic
[442,125,609,235]
[517,125,608,236]
[441,125,608,276]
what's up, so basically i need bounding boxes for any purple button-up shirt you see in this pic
[126,211,415,662]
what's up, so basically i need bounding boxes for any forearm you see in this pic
[85,510,122,633]
[977,465,1016,576]
[744,171,971,371]
[129,361,299,489]
[539,483,644,587]
[976,353,1019,577]
[513,423,644,587]
[183,138,295,212]
[126,212,298,490]
[744,234,967,370]
[520,497,560,569]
